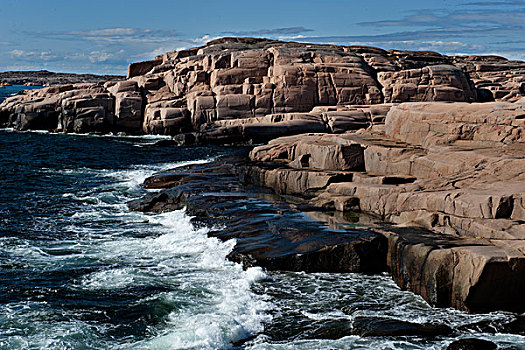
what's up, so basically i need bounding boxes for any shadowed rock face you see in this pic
[446,338,497,350]
[1,37,523,136]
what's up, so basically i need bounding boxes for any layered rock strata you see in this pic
[244,100,525,313]
[2,37,524,136]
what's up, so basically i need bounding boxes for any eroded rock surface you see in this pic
[351,316,453,337]
[2,37,524,136]
[244,100,525,312]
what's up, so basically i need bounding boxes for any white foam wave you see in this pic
[82,209,271,349]
[62,164,272,349]
[4,127,173,140]
[103,158,212,197]
[80,267,137,289]
[1,137,273,349]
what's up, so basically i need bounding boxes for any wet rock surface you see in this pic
[128,153,387,273]
[446,338,498,350]
[125,150,525,345]
[351,316,453,337]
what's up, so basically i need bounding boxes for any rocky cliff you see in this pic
[1,37,524,135]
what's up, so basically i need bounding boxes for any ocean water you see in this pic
[1,87,525,349]
[0,129,273,349]
[0,85,43,101]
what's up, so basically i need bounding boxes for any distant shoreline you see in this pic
[0,70,124,87]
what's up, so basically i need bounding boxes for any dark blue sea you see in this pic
[1,87,524,349]
[0,85,43,101]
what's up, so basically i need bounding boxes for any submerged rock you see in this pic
[303,320,353,340]
[351,316,453,337]
[446,338,497,350]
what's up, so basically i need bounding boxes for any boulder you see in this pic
[250,134,366,171]
[378,65,476,103]
[385,102,525,147]
[114,92,143,131]
[127,59,163,79]
[12,96,60,130]
[381,227,525,313]
[351,316,453,337]
[59,92,114,133]
[143,107,190,135]
[216,94,254,120]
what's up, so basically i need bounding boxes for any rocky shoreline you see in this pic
[127,154,387,273]
[124,154,524,347]
[0,70,123,87]
[1,37,524,316]
[242,105,525,313]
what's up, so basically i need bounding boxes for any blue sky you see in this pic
[0,0,524,75]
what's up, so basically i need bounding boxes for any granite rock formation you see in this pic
[2,37,525,314]
[2,37,524,136]
[127,158,387,273]
[244,100,525,313]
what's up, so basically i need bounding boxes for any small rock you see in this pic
[150,139,178,147]
[303,320,353,340]
[351,316,453,337]
[446,338,497,350]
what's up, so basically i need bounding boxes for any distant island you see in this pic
[0,70,124,87]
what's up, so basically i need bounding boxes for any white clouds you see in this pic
[72,28,140,36]
[145,46,186,58]
[7,27,189,74]
[190,34,221,44]
[276,34,308,40]
[8,50,57,60]
[222,27,314,36]
[86,50,125,63]
[486,51,525,61]
[376,40,485,53]
[464,1,525,6]
[9,49,34,57]
[64,49,128,64]
[27,27,179,44]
